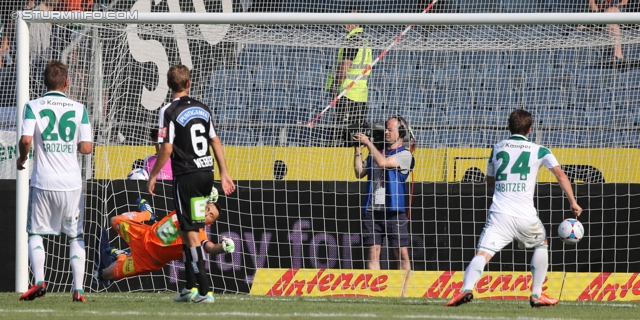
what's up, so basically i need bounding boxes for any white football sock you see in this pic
[28,235,46,284]
[530,245,548,297]
[462,255,487,292]
[69,238,86,291]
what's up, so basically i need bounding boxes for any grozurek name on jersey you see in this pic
[43,141,75,153]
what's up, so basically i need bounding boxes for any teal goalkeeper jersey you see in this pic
[486,134,560,220]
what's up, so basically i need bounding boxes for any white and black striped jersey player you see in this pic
[157,96,216,176]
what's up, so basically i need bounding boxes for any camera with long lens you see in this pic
[344,121,386,149]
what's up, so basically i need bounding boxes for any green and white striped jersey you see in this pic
[22,91,92,191]
[486,134,559,219]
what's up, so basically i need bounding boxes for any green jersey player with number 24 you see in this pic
[446,109,582,308]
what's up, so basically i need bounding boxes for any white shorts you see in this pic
[27,187,84,238]
[477,212,546,255]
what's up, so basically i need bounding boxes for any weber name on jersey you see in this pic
[157,96,217,176]
[21,91,93,191]
[486,134,560,219]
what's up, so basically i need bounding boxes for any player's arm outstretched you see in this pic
[550,166,583,217]
[202,237,235,255]
[201,187,235,254]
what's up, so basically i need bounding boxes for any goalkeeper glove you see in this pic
[208,186,219,204]
[221,237,235,253]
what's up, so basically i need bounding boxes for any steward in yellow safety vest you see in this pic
[326,21,373,146]
[326,27,373,103]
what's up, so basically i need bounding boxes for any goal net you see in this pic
[7,0,640,299]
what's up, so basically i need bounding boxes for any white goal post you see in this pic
[14,10,640,295]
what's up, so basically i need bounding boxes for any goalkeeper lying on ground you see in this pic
[95,188,234,281]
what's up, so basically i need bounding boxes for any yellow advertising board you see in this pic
[251,269,640,301]
[94,146,640,183]
[562,272,640,301]
[408,270,563,300]
[250,268,410,297]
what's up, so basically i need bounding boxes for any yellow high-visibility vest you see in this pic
[327,27,373,102]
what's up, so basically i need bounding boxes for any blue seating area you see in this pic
[3,0,636,151]
[206,30,640,148]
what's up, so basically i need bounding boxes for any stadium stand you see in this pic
[502,0,542,13]
[457,0,497,13]
[238,44,285,70]
[462,50,506,70]
[205,22,640,148]
[481,68,526,89]
[616,87,640,111]
[433,66,480,90]
[2,0,639,148]
[432,89,474,111]
[571,88,614,111]
[525,68,570,89]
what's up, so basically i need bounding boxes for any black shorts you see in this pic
[173,171,214,231]
[331,99,367,146]
[362,211,410,247]
[333,99,367,126]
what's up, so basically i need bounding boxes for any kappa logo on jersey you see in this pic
[158,127,167,138]
[176,107,210,126]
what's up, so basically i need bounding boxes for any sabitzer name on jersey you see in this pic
[495,182,526,193]
[193,156,213,168]
[44,142,74,153]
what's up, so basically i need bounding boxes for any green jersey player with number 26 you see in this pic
[17,60,93,302]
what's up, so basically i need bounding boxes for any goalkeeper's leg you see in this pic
[110,210,154,226]
[102,253,161,280]
[102,253,128,280]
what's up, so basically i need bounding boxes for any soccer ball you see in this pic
[557,219,584,245]
[127,168,149,180]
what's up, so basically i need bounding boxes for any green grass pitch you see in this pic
[0,292,638,319]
